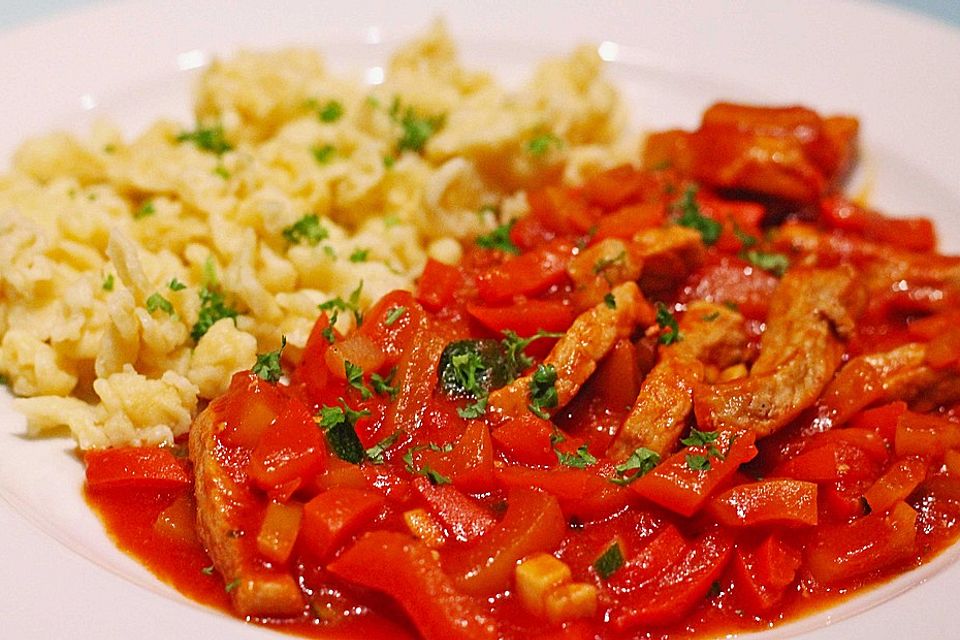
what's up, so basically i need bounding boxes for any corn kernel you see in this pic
[718,363,748,382]
[544,582,598,624]
[402,508,446,549]
[515,553,572,616]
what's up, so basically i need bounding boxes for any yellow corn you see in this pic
[515,553,572,616]
[718,363,749,382]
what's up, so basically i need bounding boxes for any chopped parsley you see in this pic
[402,443,453,485]
[457,397,488,420]
[594,541,625,579]
[685,454,712,471]
[311,144,336,164]
[283,214,329,246]
[317,100,344,123]
[528,363,559,419]
[200,565,215,576]
[603,292,617,309]
[610,447,661,486]
[176,124,232,155]
[383,155,396,169]
[191,286,239,342]
[344,360,372,400]
[213,165,230,179]
[592,250,626,276]
[318,281,364,325]
[145,292,174,315]
[655,302,682,345]
[0,375,8,386]
[349,248,369,263]
[551,432,597,469]
[702,311,720,322]
[681,429,727,472]
[134,201,155,219]
[501,329,563,373]
[168,278,187,291]
[475,219,520,255]
[674,186,722,245]
[252,336,286,384]
[224,578,240,593]
[733,225,758,249]
[384,306,407,326]
[370,367,398,399]
[390,98,445,154]
[680,428,720,448]
[526,132,563,157]
[102,274,115,291]
[744,249,790,277]
[365,431,400,465]
[316,399,370,464]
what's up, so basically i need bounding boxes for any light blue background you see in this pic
[2,0,960,30]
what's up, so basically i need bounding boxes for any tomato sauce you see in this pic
[84,103,960,639]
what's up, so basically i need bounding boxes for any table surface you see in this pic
[3,0,960,30]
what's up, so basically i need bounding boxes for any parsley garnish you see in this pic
[283,214,329,246]
[213,165,230,179]
[384,306,407,326]
[551,432,597,469]
[349,248,369,263]
[102,274,115,291]
[317,100,344,123]
[318,281,364,326]
[134,201,155,219]
[317,399,370,464]
[344,360,372,399]
[370,367,398,399]
[252,336,286,383]
[681,429,726,472]
[603,292,617,309]
[702,311,720,322]
[501,329,563,373]
[526,132,563,157]
[743,249,790,277]
[685,454,712,471]
[365,432,400,465]
[145,292,174,315]
[528,364,559,419]
[402,443,453,485]
[191,286,239,342]
[594,541,625,579]
[475,219,520,255]
[457,397,488,419]
[311,144,336,164]
[390,98,445,154]
[674,186,721,245]
[176,124,232,155]
[168,278,187,291]
[610,447,661,485]
[200,565,215,576]
[680,428,720,447]
[224,578,240,593]
[733,225,758,249]
[655,302,682,345]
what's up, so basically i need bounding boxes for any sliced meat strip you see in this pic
[633,226,706,297]
[189,403,305,618]
[693,266,865,438]
[486,282,653,421]
[607,301,748,460]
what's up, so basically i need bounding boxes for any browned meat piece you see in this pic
[607,301,748,459]
[693,266,865,437]
[189,403,305,618]
[487,282,653,420]
[566,238,643,309]
[633,226,706,297]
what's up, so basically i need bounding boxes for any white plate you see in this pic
[1,1,959,638]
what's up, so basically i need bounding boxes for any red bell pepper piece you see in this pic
[416,259,462,312]
[926,327,960,369]
[446,487,566,596]
[708,479,818,527]
[592,202,666,242]
[862,457,928,514]
[581,164,651,210]
[496,465,630,523]
[806,501,917,585]
[682,258,780,320]
[820,195,936,252]
[527,186,597,235]
[216,371,288,449]
[412,476,495,544]
[849,401,907,443]
[605,524,687,594]
[85,447,189,492]
[415,421,496,493]
[327,531,498,640]
[300,486,387,561]
[466,298,576,337]
[248,398,326,493]
[773,439,881,483]
[729,534,801,614]
[894,410,960,458]
[475,242,572,304]
[611,529,733,630]
[290,313,336,403]
[632,431,758,517]
[491,413,556,466]
[358,290,426,366]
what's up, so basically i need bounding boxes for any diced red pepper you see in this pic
[497,465,630,522]
[527,186,597,236]
[632,431,758,517]
[581,164,651,210]
[820,196,936,252]
[849,401,908,443]
[327,531,498,640]
[291,314,336,403]
[475,242,572,304]
[612,529,733,630]
[358,290,426,367]
[592,202,666,242]
[300,486,386,561]
[416,259,462,312]
[413,476,495,544]
[605,524,687,594]
[773,439,881,484]
[491,413,557,466]
[806,501,917,585]
[247,398,326,493]
[467,299,576,337]
[728,534,801,614]
[926,327,960,369]
[895,411,960,458]
[862,457,928,514]
[217,371,287,449]
[85,447,190,492]
[415,421,496,493]
[446,487,566,596]
[708,479,818,527]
